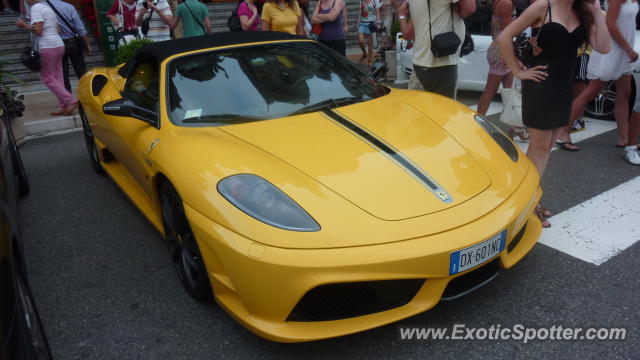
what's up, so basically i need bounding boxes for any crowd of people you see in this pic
[399,0,638,227]
[8,0,640,227]
[8,0,397,117]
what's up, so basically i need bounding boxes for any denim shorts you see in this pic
[358,22,373,34]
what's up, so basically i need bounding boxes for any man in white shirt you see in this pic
[398,0,475,98]
[136,0,173,42]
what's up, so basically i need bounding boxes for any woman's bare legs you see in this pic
[527,126,564,227]
[615,75,632,146]
[477,72,513,115]
[526,128,556,177]
[367,33,374,65]
[628,112,640,146]
[358,32,367,62]
[557,81,587,143]
[557,79,607,149]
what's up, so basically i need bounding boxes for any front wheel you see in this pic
[159,181,212,301]
[79,105,105,175]
[8,122,29,198]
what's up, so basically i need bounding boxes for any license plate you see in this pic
[449,230,506,275]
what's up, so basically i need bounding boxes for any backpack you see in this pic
[227,2,243,31]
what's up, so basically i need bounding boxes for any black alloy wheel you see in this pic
[159,181,212,301]
[585,81,616,120]
[584,79,636,121]
[79,105,105,175]
[15,270,53,359]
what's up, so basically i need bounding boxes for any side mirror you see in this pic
[103,98,158,126]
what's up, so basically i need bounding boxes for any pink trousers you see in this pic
[39,46,76,110]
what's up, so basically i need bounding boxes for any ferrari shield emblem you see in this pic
[435,190,450,202]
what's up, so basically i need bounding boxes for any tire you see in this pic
[584,78,636,121]
[15,270,53,359]
[79,105,105,175]
[159,181,212,301]
[8,120,29,198]
[1,102,29,197]
[585,81,616,120]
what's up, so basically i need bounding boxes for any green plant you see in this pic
[0,54,25,119]
[113,38,155,65]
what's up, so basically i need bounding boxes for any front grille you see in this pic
[287,279,425,322]
[441,259,500,301]
[508,222,528,253]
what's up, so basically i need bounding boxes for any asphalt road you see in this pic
[17,116,640,359]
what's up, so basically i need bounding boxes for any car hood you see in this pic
[218,97,492,220]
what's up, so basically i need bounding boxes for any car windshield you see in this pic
[166,42,388,126]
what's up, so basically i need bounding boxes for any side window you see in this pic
[466,0,494,36]
[122,61,160,112]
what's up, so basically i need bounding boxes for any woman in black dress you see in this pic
[496,0,610,227]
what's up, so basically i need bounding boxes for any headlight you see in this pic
[218,174,320,232]
[474,114,519,162]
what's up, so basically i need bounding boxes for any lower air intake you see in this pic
[287,279,425,322]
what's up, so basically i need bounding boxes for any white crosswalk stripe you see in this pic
[538,176,640,265]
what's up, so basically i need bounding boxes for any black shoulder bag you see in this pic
[46,0,86,53]
[513,0,550,65]
[427,0,461,57]
[20,35,40,72]
[183,1,207,34]
[227,2,243,32]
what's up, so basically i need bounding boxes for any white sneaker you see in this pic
[624,146,640,165]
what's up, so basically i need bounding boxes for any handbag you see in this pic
[20,35,40,72]
[141,15,151,35]
[46,0,86,53]
[311,23,322,40]
[114,0,125,31]
[427,0,461,57]
[227,1,243,31]
[513,31,532,64]
[513,0,549,64]
[460,33,474,57]
[499,81,523,127]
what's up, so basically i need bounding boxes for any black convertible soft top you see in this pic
[119,31,306,77]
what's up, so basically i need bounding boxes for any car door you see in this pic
[458,6,493,92]
[104,59,162,198]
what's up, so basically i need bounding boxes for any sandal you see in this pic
[535,203,551,228]
[359,54,367,63]
[537,203,552,218]
[62,102,78,116]
[556,140,579,151]
[50,109,66,116]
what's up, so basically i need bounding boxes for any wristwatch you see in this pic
[399,15,407,20]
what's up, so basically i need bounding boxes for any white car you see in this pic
[395,18,640,120]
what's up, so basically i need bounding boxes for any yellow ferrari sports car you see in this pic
[78,32,542,342]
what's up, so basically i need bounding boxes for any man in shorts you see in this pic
[398,0,475,98]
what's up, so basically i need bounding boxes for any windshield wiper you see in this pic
[290,96,367,116]
[183,114,261,124]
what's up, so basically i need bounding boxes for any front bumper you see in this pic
[184,172,542,343]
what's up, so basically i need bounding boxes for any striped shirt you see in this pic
[136,0,172,42]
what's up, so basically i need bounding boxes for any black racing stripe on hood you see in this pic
[322,109,453,203]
